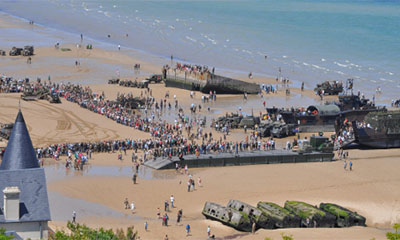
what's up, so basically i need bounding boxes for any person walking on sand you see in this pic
[344,160,347,171]
[72,211,76,223]
[124,197,129,209]
[170,195,175,208]
[177,209,182,224]
[130,201,135,213]
[144,221,148,231]
[157,207,161,219]
[207,225,211,238]
[186,224,191,236]
[198,177,202,187]
[133,173,137,184]
[349,161,353,171]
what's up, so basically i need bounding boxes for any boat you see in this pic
[353,111,400,148]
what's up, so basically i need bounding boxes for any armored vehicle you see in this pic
[227,200,274,229]
[239,116,260,129]
[353,111,400,148]
[23,46,34,56]
[108,78,120,84]
[270,122,296,138]
[257,122,276,137]
[9,47,23,56]
[0,123,14,140]
[319,203,366,227]
[314,81,343,95]
[146,74,163,83]
[310,135,334,153]
[257,202,301,228]
[284,201,336,228]
[202,202,252,232]
[49,93,61,103]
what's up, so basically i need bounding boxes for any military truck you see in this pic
[227,200,274,229]
[284,201,336,228]
[310,135,334,153]
[314,81,343,95]
[0,123,14,140]
[9,47,23,56]
[319,203,366,227]
[270,122,296,138]
[257,202,301,228]
[202,202,252,232]
[239,116,260,129]
[146,74,163,83]
[23,46,34,56]
[108,78,120,84]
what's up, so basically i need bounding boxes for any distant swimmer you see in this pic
[265,55,268,60]
[108,34,111,38]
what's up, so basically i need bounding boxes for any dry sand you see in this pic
[0,12,399,240]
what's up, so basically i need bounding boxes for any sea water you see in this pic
[1,0,399,101]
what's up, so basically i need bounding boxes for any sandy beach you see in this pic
[0,12,399,240]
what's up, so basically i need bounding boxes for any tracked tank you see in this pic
[353,111,400,148]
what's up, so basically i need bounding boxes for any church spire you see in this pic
[0,110,39,170]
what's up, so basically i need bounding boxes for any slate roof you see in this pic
[0,168,51,223]
[0,111,50,223]
[0,111,39,170]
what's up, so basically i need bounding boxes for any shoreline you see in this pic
[0,9,399,240]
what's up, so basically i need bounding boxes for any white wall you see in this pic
[0,221,48,240]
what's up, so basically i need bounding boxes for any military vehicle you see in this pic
[202,202,252,232]
[21,87,49,101]
[270,122,296,138]
[257,202,301,228]
[23,46,34,56]
[352,111,400,148]
[214,113,243,129]
[146,74,163,83]
[319,203,366,227]
[9,47,23,56]
[227,200,274,229]
[309,135,334,153]
[108,78,120,84]
[284,201,336,228]
[49,93,61,103]
[119,79,149,89]
[257,121,276,137]
[239,116,260,129]
[0,123,14,140]
[314,81,343,95]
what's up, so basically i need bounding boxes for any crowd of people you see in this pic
[0,76,282,166]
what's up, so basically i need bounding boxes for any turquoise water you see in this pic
[1,0,399,100]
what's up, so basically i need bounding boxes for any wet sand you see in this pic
[0,12,399,240]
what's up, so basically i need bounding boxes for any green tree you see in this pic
[281,233,294,240]
[50,221,138,240]
[387,223,400,240]
[0,228,13,240]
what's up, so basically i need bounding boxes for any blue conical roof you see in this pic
[0,111,39,170]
